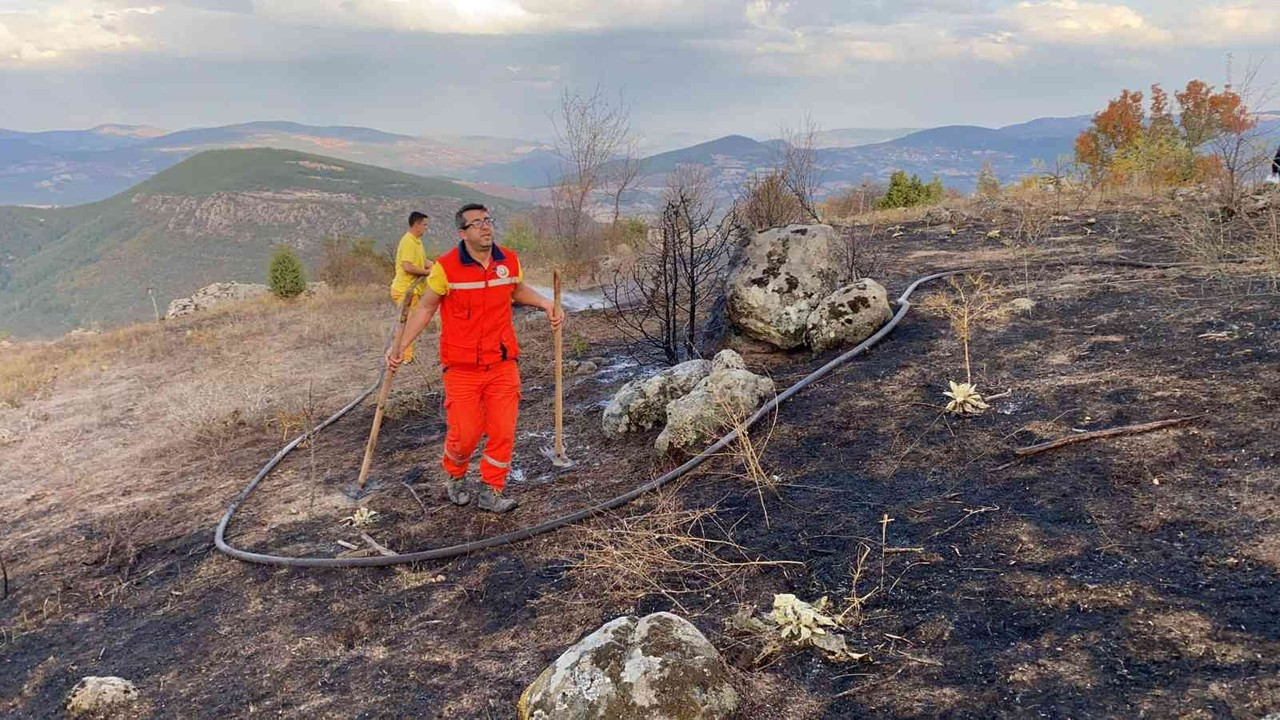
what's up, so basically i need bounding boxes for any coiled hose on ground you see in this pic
[214,257,1216,568]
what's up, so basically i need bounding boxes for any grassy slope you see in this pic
[0,148,519,337]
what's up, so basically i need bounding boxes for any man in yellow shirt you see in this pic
[389,211,432,363]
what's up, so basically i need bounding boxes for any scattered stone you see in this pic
[656,350,774,454]
[0,428,17,445]
[1007,297,1037,313]
[518,612,739,720]
[725,224,844,350]
[66,327,101,337]
[165,281,331,318]
[602,359,712,437]
[565,360,599,376]
[65,676,139,717]
[804,279,893,353]
[165,282,269,318]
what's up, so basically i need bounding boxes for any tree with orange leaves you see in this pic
[1075,79,1258,193]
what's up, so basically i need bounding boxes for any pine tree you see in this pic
[268,246,308,299]
[976,162,1000,197]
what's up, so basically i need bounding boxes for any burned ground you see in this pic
[2,203,1277,718]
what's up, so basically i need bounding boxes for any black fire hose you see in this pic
[214,257,1225,568]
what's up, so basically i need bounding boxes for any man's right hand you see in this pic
[386,347,404,371]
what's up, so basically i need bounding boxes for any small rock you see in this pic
[518,612,739,720]
[65,676,139,717]
[804,279,893,353]
[572,361,598,376]
[602,359,712,437]
[656,352,774,454]
[1007,297,1036,313]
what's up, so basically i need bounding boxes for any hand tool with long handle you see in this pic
[541,270,574,468]
[355,284,420,491]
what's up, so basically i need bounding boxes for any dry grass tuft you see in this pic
[555,490,796,611]
[713,393,783,525]
[1172,199,1280,289]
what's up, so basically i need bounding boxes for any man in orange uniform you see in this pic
[387,203,561,512]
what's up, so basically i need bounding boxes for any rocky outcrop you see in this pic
[725,224,844,349]
[166,282,269,318]
[165,281,329,318]
[65,676,139,717]
[602,359,712,437]
[518,612,739,720]
[655,350,774,454]
[804,279,893,353]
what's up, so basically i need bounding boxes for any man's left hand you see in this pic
[545,305,564,331]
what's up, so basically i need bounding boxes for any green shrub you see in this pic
[268,246,308,299]
[878,171,944,210]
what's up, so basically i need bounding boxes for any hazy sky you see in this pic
[0,1,1276,144]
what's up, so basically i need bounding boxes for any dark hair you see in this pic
[408,211,429,227]
[455,203,489,230]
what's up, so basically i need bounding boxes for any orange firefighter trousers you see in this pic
[441,360,521,491]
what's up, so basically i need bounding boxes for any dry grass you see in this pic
[553,489,796,611]
[1172,197,1280,289]
[0,322,170,408]
[713,393,783,525]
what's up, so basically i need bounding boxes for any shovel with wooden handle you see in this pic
[354,285,419,493]
[541,270,574,469]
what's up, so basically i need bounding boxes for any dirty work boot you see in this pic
[471,481,518,513]
[442,475,471,506]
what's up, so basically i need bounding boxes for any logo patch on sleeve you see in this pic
[496,265,510,278]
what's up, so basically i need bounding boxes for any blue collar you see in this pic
[458,241,505,266]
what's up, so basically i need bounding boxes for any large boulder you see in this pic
[65,676,139,717]
[602,359,712,437]
[726,224,844,349]
[656,350,774,454]
[804,279,893,352]
[518,612,739,720]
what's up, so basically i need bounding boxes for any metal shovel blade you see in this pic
[342,478,384,500]
[540,444,575,469]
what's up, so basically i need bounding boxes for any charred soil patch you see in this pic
[2,206,1278,718]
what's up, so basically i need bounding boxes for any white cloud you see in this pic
[252,0,737,35]
[0,2,162,63]
[1192,2,1280,44]
[1002,0,1173,46]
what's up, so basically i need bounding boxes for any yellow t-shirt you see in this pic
[391,231,428,296]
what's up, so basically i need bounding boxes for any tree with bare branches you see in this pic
[736,116,823,230]
[604,164,738,364]
[550,86,637,260]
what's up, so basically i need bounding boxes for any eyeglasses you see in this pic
[463,217,495,229]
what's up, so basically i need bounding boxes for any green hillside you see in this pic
[0,148,521,338]
[131,147,483,198]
